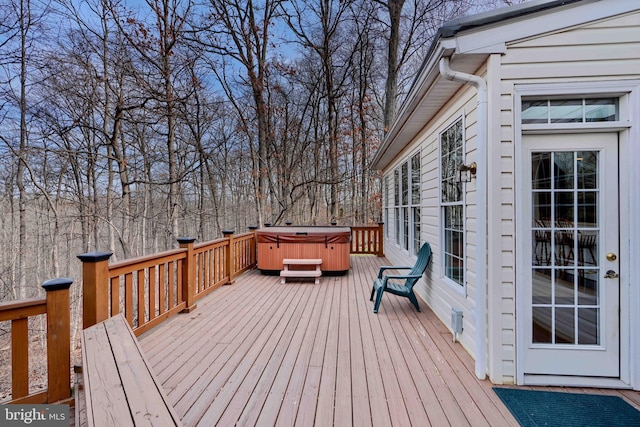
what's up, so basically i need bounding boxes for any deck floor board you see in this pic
[138,255,640,426]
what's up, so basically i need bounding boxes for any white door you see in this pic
[522,133,620,377]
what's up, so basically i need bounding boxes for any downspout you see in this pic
[439,56,487,380]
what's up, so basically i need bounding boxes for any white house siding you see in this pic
[502,13,640,82]
[493,10,640,384]
[383,85,481,359]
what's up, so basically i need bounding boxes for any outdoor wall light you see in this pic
[458,162,477,183]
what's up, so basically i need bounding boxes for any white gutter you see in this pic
[439,57,487,380]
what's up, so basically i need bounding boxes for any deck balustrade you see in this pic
[0,225,382,406]
[351,222,384,256]
[0,278,73,404]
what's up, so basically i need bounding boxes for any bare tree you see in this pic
[197,0,284,226]
[373,0,459,131]
[283,0,356,222]
[0,0,52,297]
[115,0,193,242]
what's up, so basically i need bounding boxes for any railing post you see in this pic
[223,230,236,284]
[178,237,197,313]
[12,317,28,399]
[249,226,258,267]
[42,278,73,403]
[78,251,113,329]
[377,222,385,257]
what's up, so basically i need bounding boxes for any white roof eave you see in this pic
[372,40,489,171]
[372,0,640,172]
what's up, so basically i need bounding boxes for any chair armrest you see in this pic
[377,266,412,279]
[383,274,423,281]
[379,274,424,288]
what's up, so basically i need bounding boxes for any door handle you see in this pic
[604,270,619,279]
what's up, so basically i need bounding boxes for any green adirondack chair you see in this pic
[370,242,432,313]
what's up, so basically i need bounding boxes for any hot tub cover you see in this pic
[257,227,351,244]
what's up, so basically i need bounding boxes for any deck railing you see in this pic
[0,279,73,404]
[350,223,384,256]
[79,230,258,335]
[2,224,382,405]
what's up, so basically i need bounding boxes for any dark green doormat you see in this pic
[493,387,640,427]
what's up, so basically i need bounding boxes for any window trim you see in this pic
[517,82,631,134]
[521,97,619,125]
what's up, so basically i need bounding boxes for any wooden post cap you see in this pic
[77,251,113,262]
[42,278,73,291]
[177,237,196,244]
[222,230,235,236]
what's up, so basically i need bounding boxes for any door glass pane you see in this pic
[578,271,598,305]
[532,230,551,266]
[531,150,601,346]
[532,192,551,223]
[532,269,551,304]
[554,231,574,267]
[555,307,575,344]
[554,152,574,189]
[533,307,552,343]
[577,192,597,227]
[577,151,598,189]
[532,152,551,189]
[578,308,599,344]
[555,194,574,229]
[554,271,574,305]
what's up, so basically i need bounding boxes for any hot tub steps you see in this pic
[280,258,322,284]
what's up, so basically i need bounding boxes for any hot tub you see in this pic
[257,226,351,273]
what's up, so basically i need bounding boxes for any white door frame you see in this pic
[513,82,639,389]
[520,134,619,377]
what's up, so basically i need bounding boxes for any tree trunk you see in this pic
[383,0,404,132]
[17,0,29,298]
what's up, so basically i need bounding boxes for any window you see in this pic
[390,152,421,254]
[384,176,390,238]
[522,98,618,124]
[394,169,400,245]
[401,162,409,250]
[411,154,421,255]
[440,119,464,286]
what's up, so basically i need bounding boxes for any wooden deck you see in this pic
[138,255,640,426]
